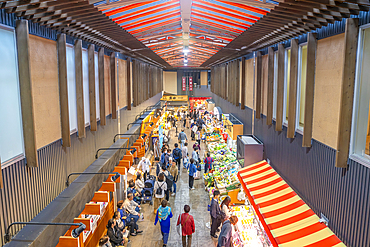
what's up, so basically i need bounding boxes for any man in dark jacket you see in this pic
[210,190,222,238]
[217,216,238,247]
[172,143,182,169]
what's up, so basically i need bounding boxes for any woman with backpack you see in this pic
[177,205,195,247]
[153,173,167,214]
[204,152,214,174]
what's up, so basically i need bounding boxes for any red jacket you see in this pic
[177,213,195,236]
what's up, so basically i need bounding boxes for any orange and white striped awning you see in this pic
[237,160,346,247]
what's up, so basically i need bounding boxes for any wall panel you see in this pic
[104,55,111,116]
[29,35,61,149]
[118,59,127,109]
[312,33,345,149]
[245,58,254,109]
[261,54,268,116]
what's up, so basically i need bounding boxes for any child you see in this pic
[188,158,197,190]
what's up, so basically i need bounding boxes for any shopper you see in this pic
[106,219,128,247]
[160,148,167,165]
[155,157,162,176]
[155,200,173,247]
[210,190,222,238]
[165,149,172,166]
[98,235,112,247]
[135,173,145,195]
[168,159,178,196]
[127,180,141,204]
[188,158,197,190]
[153,173,167,214]
[173,143,182,169]
[192,146,200,165]
[137,157,150,181]
[204,152,214,173]
[123,193,141,223]
[196,128,201,145]
[178,129,188,148]
[177,205,195,247]
[182,142,188,167]
[191,123,197,141]
[220,196,232,220]
[185,114,190,129]
[160,164,172,201]
[192,142,201,151]
[217,216,238,247]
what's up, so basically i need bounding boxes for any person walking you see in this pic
[177,205,195,247]
[168,160,178,196]
[182,142,188,167]
[160,148,167,165]
[153,173,167,214]
[192,146,199,165]
[188,158,197,190]
[185,114,190,129]
[204,152,214,173]
[217,216,238,247]
[178,129,188,149]
[155,200,173,247]
[160,164,172,201]
[137,157,150,181]
[172,143,182,170]
[210,190,222,238]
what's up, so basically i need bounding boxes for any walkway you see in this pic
[130,126,217,247]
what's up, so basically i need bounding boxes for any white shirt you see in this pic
[222,204,231,219]
[182,146,188,158]
[153,180,167,198]
[123,199,139,215]
[135,178,145,191]
[137,158,150,173]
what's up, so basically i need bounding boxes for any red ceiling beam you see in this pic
[192,2,260,20]
[215,0,270,15]
[104,0,158,16]
[121,10,180,29]
[191,17,243,34]
[192,12,250,30]
[130,17,181,34]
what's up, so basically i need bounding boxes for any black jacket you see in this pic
[107,227,123,247]
[210,198,221,219]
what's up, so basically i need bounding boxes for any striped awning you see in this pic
[237,160,346,247]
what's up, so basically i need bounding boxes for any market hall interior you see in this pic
[1,0,370,247]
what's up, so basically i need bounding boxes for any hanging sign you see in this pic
[182,76,186,91]
[189,76,193,91]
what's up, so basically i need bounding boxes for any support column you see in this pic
[241,57,246,109]
[302,33,317,147]
[16,20,39,166]
[56,33,71,148]
[276,44,285,132]
[266,47,274,125]
[110,53,117,119]
[88,44,97,131]
[336,18,359,168]
[127,58,131,110]
[256,51,262,119]
[287,39,299,138]
[74,40,85,138]
[98,48,106,125]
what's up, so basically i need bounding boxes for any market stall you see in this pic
[222,113,243,140]
[189,96,212,111]
[237,160,346,247]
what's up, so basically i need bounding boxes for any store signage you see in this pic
[189,76,193,91]
[182,76,186,91]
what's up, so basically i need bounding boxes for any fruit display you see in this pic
[231,205,272,247]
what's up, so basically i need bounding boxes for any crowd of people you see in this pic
[98,107,238,247]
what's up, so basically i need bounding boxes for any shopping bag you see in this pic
[176,215,181,235]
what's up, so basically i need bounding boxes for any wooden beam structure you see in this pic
[276,44,285,132]
[241,57,246,110]
[287,39,299,138]
[256,51,262,119]
[15,20,38,166]
[235,60,240,107]
[88,44,97,131]
[110,52,117,119]
[98,48,106,126]
[56,33,71,148]
[336,18,359,168]
[266,47,274,126]
[74,39,85,138]
[302,33,317,147]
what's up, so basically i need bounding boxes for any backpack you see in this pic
[162,171,173,188]
[156,182,164,195]
[173,148,181,160]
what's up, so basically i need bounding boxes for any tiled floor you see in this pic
[129,126,217,247]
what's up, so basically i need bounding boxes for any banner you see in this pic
[189,76,193,91]
[182,76,186,91]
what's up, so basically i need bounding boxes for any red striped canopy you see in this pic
[237,160,346,247]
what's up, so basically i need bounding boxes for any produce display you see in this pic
[231,205,272,247]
